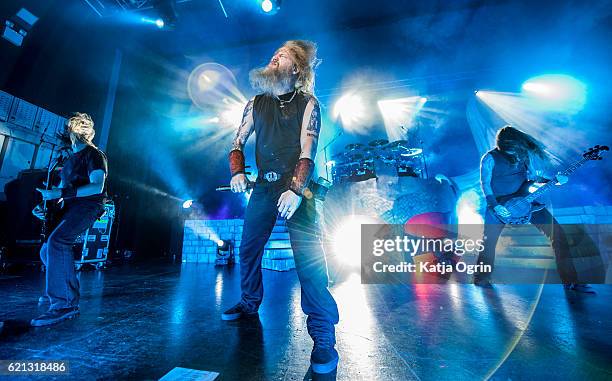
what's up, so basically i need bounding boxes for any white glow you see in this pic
[377,96,426,141]
[521,74,587,113]
[182,199,193,209]
[455,190,483,227]
[219,100,246,129]
[332,215,378,266]
[261,0,273,12]
[333,93,366,129]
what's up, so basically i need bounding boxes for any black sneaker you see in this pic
[310,335,339,374]
[564,283,596,294]
[31,307,80,327]
[221,302,258,321]
[474,278,494,288]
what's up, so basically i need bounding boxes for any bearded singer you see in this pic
[224,40,339,374]
[474,125,593,292]
[31,113,108,326]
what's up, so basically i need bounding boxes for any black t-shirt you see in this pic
[60,145,108,205]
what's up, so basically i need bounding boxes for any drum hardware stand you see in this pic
[320,129,343,182]
[415,120,428,179]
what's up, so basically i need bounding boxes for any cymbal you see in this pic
[345,143,364,151]
[386,140,409,148]
[399,148,423,157]
[368,139,388,147]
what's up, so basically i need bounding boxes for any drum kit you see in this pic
[330,139,424,183]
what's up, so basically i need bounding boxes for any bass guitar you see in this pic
[494,145,608,224]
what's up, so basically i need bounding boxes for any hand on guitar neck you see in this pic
[32,204,46,221]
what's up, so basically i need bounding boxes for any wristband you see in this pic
[289,158,314,196]
[229,149,246,176]
[61,187,77,199]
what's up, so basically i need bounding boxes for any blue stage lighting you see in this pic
[141,17,165,29]
[521,74,586,113]
[182,199,194,209]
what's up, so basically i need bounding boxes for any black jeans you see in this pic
[40,201,103,310]
[239,180,339,337]
[475,207,578,283]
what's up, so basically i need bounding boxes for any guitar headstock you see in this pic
[583,145,609,161]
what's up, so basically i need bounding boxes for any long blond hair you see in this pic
[281,40,320,94]
[67,112,96,145]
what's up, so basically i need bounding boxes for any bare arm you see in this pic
[229,98,255,177]
[299,97,321,160]
[38,170,105,201]
[289,97,321,195]
[480,153,497,208]
[75,169,105,197]
[231,99,255,152]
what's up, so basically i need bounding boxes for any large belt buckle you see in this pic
[264,171,280,182]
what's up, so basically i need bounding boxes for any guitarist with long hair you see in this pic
[30,112,108,326]
[474,125,592,292]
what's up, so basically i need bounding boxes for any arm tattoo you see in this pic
[231,99,254,151]
[306,100,321,136]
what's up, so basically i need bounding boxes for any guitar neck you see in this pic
[524,156,589,203]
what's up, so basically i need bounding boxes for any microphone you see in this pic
[216,181,254,192]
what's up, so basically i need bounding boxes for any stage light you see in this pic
[333,93,366,128]
[259,0,280,14]
[141,17,165,29]
[377,96,426,141]
[215,239,234,265]
[217,239,230,250]
[182,199,194,209]
[261,0,273,12]
[331,215,377,267]
[521,74,586,113]
[1,8,38,47]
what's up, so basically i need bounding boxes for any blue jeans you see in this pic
[40,201,103,311]
[239,180,339,337]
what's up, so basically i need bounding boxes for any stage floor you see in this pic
[0,262,610,380]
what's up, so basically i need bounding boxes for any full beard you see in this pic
[249,65,294,95]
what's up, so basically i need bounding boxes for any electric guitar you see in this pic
[494,145,608,224]
[34,153,67,241]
